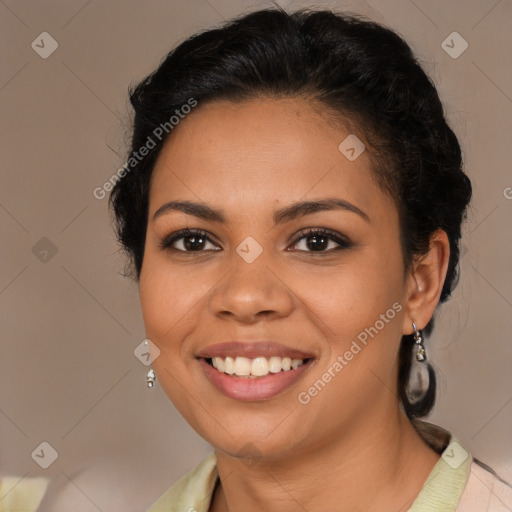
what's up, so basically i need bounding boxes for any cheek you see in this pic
[139,252,187,347]
[310,249,405,390]
[138,257,201,413]
[138,252,215,354]
[139,259,168,341]
[295,259,404,413]
[309,253,402,331]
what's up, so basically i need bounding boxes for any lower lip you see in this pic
[198,358,314,401]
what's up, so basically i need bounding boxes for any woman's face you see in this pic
[139,97,410,461]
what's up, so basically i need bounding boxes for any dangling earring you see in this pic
[412,322,426,362]
[146,368,156,388]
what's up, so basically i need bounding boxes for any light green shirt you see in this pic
[146,444,471,512]
[145,421,511,512]
[0,477,49,512]
[2,421,510,511]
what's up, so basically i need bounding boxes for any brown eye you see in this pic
[159,229,221,252]
[289,228,352,253]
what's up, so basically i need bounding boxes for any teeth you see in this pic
[213,357,225,372]
[268,356,282,373]
[251,357,269,376]
[210,356,305,377]
[224,356,235,374]
[291,359,302,369]
[234,357,251,376]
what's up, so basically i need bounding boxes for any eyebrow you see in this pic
[152,197,370,225]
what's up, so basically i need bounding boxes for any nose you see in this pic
[208,250,295,324]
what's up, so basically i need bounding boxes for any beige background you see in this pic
[0,0,511,509]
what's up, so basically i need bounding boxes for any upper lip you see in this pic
[196,341,316,360]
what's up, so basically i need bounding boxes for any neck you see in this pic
[211,404,440,512]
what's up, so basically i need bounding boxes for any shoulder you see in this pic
[146,452,218,512]
[0,476,49,512]
[456,459,512,512]
[410,420,511,512]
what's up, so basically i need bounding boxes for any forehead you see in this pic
[148,97,395,224]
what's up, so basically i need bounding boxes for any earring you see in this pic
[412,322,426,362]
[146,368,156,388]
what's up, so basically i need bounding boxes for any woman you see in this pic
[107,7,511,512]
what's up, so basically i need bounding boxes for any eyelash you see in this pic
[158,227,352,254]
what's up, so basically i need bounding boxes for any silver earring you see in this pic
[412,322,426,362]
[146,368,156,388]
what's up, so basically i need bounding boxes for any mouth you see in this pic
[196,341,316,401]
[195,341,316,401]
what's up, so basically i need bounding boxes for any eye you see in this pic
[159,227,352,254]
[288,227,352,253]
[159,228,221,252]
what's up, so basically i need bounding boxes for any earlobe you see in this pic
[402,228,451,335]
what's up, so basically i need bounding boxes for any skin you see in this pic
[139,97,450,512]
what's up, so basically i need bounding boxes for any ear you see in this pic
[402,228,451,335]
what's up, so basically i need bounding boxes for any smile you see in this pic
[198,356,315,401]
[208,355,308,377]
